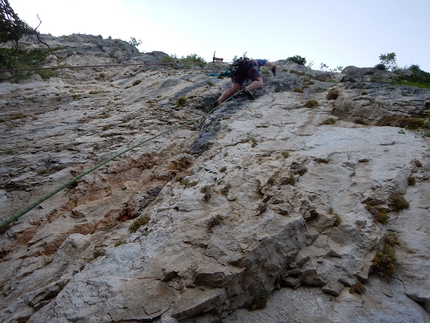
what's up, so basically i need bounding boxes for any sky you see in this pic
[11,0,430,72]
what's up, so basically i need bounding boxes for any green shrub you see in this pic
[161,54,176,63]
[180,53,206,64]
[349,282,366,294]
[385,232,400,247]
[407,176,416,186]
[286,55,306,66]
[321,118,337,125]
[393,65,430,90]
[333,214,342,226]
[372,244,397,280]
[389,194,409,211]
[129,215,150,233]
[366,205,389,224]
[179,178,198,187]
[326,88,340,100]
[201,185,212,201]
[250,291,269,310]
[0,47,52,81]
[176,96,187,106]
[377,116,429,130]
[305,99,318,108]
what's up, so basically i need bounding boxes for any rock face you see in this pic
[1,35,430,323]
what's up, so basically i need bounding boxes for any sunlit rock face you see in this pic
[1,34,430,323]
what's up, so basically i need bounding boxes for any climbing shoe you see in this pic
[271,66,277,76]
[244,88,255,100]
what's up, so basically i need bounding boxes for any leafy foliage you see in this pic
[389,194,410,212]
[0,47,53,80]
[377,116,430,130]
[161,54,177,63]
[0,0,33,47]
[379,52,398,71]
[372,244,397,280]
[127,37,142,47]
[161,53,206,68]
[286,55,306,66]
[393,65,430,90]
[0,1,54,81]
[366,205,389,224]
[180,53,205,63]
[250,291,269,310]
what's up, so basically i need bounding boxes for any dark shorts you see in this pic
[232,61,261,85]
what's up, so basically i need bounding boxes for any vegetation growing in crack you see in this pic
[326,88,340,100]
[201,185,212,202]
[176,96,187,106]
[179,177,198,187]
[372,233,400,281]
[321,117,337,125]
[333,214,342,226]
[305,99,318,108]
[349,282,366,295]
[407,176,416,186]
[366,204,389,224]
[93,248,106,259]
[129,214,150,233]
[282,151,290,158]
[114,239,126,247]
[221,184,231,196]
[250,290,269,310]
[389,194,409,212]
[250,137,258,148]
[377,115,430,137]
[207,214,224,232]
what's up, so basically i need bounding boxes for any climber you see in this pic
[213,57,264,107]
[255,59,277,76]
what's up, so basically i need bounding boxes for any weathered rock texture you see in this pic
[0,34,430,323]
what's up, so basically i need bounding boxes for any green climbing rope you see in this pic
[0,88,245,231]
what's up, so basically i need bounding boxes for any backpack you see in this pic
[225,56,251,75]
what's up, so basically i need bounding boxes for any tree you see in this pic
[128,37,142,48]
[0,0,33,47]
[379,52,398,71]
[0,1,53,80]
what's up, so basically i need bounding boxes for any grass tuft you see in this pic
[129,215,150,233]
[326,88,340,100]
[349,282,366,295]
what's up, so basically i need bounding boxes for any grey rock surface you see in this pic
[0,35,429,323]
